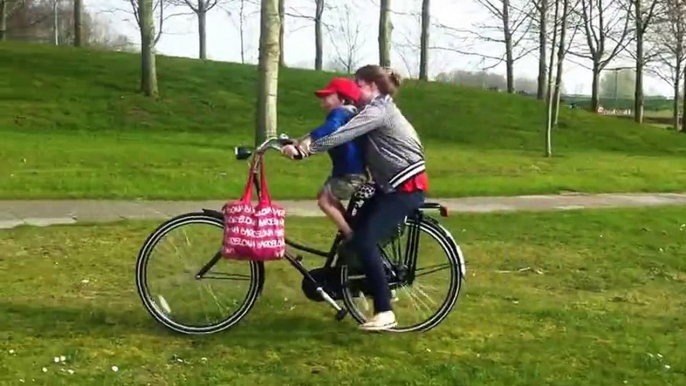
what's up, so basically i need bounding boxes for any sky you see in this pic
[85,0,674,97]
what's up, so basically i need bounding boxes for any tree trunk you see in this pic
[419,0,430,80]
[239,0,246,64]
[552,0,568,125]
[673,70,680,131]
[502,0,514,93]
[683,60,686,132]
[278,0,285,66]
[505,39,514,92]
[314,0,323,70]
[0,0,6,41]
[591,62,600,111]
[378,0,392,67]
[545,0,560,157]
[73,0,82,46]
[53,0,58,45]
[198,0,207,59]
[634,11,644,123]
[255,0,281,146]
[537,0,547,100]
[139,0,158,97]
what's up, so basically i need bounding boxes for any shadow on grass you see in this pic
[0,301,359,345]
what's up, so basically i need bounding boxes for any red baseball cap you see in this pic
[314,77,360,103]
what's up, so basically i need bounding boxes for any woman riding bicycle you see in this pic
[283,65,428,332]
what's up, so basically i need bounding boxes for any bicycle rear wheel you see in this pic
[340,215,464,332]
[135,212,264,335]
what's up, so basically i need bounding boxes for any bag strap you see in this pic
[258,158,273,205]
[240,156,259,202]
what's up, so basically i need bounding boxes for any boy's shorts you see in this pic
[323,174,368,200]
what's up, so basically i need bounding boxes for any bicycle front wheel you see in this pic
[340,216,465,333]
[135,212,264,335]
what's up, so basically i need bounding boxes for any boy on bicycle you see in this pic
[284,77,368,239]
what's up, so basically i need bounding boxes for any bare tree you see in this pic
[278,0,284,66]
[571,0,633,111]
[237,0,248,63]
[173,0,219,59]
[470,0,535,93]
[552,0,580,124]
[379,0,392,66]
[225,0,257,64]
[328,3,363,73]
[532,0,548,99]
[52,0,58,44]
[3,0,131,48]
[0,0,34,41]
[629,0,661,123]
[395,12,420,79]
[128,0,178,96]
[651,0,686,130]
[280,0,325,70]
[419,0,429,80]
[73,0,81,46]
[255,0,280,145]
[0,0,10,40]
[545,0,560,157]
[0,1,7,41]
[139,0,157,96]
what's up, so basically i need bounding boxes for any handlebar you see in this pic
[234,134,295,161]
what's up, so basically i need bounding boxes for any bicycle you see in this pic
[135,135,467,334]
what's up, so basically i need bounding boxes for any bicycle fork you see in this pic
[195,251,222,279]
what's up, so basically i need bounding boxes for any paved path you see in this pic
[1,192,686,229]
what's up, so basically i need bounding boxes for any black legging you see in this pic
[349,189,425,313]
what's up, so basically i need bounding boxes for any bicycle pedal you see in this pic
[295,255,303,262]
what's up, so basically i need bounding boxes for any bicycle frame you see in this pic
[197,136,451,321]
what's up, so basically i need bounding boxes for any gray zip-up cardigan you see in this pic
[301,94,426,193]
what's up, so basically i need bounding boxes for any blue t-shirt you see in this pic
[309,106,366,177]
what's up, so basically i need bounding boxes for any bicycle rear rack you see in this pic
[420,202,449,217]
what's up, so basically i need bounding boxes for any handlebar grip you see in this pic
[278,138,304,159]
[293,146,304,160]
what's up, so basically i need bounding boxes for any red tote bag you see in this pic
[221,156,286,261]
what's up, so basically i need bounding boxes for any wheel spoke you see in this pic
[398,284,434,317]
[340,218,464,332]
[135,213,263,335]
[410,282,439,306]
[414,263,452,277]
[199,273,252,281]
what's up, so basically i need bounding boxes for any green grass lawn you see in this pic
[2,42,686,199]
[643,109,677,118]
[4,130,686,199]
[2,208,686,385]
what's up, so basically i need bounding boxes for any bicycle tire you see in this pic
[135,212,265,335]
[339,216,465,333]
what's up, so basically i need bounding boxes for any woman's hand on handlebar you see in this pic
[281,144,300,159]
[298,137,312,153]
[278,135,310,160]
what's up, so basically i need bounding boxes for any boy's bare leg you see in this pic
[317,188,353,238]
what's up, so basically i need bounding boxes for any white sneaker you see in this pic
[359,311,397,332]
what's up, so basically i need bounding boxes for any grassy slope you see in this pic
[2,41,686,199]
[1,208,685,384]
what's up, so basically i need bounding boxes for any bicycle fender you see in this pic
[202,208,223,220]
